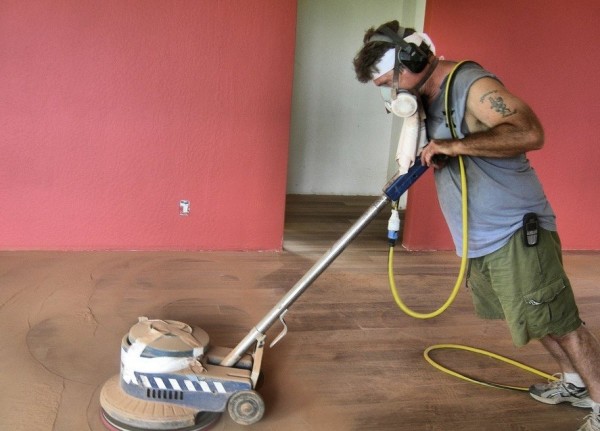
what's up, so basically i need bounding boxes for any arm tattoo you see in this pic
[479,90,498,103]
[480,90,517,118]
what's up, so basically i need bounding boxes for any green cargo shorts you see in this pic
[466,228,582,347]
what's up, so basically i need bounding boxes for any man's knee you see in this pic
[549,324,587,346]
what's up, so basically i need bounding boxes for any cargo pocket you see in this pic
[523,278,568,330]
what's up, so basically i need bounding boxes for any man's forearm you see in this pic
[435,123,544,158]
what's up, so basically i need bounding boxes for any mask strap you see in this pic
[391,47,401,101]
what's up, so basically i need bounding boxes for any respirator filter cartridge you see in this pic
[381,88,418,118]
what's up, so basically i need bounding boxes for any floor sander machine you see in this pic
[99,159,428,431]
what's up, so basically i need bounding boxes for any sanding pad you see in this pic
[100,375,220,431]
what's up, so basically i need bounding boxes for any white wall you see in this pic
[287,0,426,195]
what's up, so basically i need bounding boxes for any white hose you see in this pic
[395,109,428,174]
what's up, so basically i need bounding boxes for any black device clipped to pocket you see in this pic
[523,213,539,247]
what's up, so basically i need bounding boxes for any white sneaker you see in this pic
[577,412,600,431]
[529,374,593,408]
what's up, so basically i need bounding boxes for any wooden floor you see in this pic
[1,195,599,430]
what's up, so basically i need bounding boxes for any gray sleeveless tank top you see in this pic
[425,62,556,257]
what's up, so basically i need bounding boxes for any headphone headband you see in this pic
[370,26,430,74]
[378,26,407,45]
[368,26,407,46]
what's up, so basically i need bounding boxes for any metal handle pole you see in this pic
[220,194,390,366]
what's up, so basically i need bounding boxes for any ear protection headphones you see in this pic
[369,26,430,74]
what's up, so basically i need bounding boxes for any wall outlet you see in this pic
[179,200,190,216]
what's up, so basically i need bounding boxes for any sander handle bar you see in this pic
[383,157,428,201]
[219,161,429,367]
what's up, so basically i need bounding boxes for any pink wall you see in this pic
[0,1,296,250]
[404,0,600,251]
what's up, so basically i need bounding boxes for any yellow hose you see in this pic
[388,155,468,318]
[423,344,557,391]
[387,62,469,319]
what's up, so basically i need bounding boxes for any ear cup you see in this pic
[397,43,428,73]
[375,26,429,73]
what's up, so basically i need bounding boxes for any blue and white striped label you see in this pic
[133,373,237,394]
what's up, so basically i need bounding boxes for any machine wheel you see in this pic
[227,390,265,426]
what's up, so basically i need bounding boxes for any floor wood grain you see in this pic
[0,195,598,430]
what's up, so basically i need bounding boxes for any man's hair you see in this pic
[353,20,417,83]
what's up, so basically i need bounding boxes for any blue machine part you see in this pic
[383,158,428,201]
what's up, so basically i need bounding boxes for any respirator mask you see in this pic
[373,48,427,174]
[380,87,419,118]
[371,31,437,118]
[373,48,419,118]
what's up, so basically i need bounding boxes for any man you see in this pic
[353,20,600,430]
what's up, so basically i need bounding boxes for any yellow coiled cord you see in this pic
[423,344,557,391]
[388,155,468,319]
